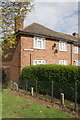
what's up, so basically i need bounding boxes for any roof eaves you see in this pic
[15,30,77,44]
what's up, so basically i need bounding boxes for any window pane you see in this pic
[42,39,45,48]
[34,37,38,48]
[42,60,46,64]
[59,42,63,50]
[74,46,78,54]
[38,60,42,64]
[59,60,67,65]
[35,39,37,47]
[33,60,46,65]
[34,60,37,65]
[38,41,42,48]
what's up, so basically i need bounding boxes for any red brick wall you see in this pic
[10,36,21,82]
[2,35,79,82]
[20,36,33,68]
[2,61,11,81]
[20,36,79,69]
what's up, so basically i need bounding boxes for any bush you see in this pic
[20,64,80,102]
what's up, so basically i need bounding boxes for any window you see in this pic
[59,41,67,51]
[59,60,67,65]
[74,60,80,66]
[33,60,46,65]
[34,37,45,49]
[74,46,78,54]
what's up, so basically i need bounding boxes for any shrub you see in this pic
[20,64,80,102]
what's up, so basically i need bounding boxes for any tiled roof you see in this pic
[22,23,78,43]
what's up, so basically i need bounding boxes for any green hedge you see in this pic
[19,64,80,102]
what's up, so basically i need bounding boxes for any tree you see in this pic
[0,1,34,58]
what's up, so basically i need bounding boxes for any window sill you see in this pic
[59,50,67,52]
[74,52,79,54]
[34,47,45,50]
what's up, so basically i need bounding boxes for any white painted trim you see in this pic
[59,60,67,65]
[34,36,46,49]
[33,60,46,65]
[59,41,67,52]
[23,49,34,51]
[74,46,78,54]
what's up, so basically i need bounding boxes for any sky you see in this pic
[1,0,80,35]
[24,0,79,35]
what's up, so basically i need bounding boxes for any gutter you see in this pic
[15,30,78,44]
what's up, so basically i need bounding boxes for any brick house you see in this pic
[2,20,80,82]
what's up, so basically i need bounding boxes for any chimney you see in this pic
[15,17,24,33]
[72,32,79,38]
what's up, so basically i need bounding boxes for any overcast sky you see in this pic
[24,0,79,35]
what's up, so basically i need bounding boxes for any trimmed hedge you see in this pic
[19,64,80,102]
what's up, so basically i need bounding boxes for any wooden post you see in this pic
[31,87,34,96]
[61,93,64,106]
[36,80,38,97]
[16,84,19,92]
[13,82,15,90]
[52,81,54,98]
[78,103,80,116]
[75,82,77,112]
[10,81,13,90]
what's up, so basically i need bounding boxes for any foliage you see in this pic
[0,1,34,58]
[20,64,80,102]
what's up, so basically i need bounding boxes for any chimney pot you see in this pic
[72,32,79,37]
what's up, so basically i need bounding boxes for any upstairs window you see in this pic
[33,60,46,65]
[59,60,67,65]
[34,37,45,49]
[74,46,78,54]
[59,41,67,51]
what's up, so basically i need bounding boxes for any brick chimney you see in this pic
[15,17,24,32]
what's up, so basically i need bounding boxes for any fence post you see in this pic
[36,80,38,97]
[26,80,28,91]
[61,93,64,106]
[74,82,77,112]
[31,87,34,96]
[10,81,13,90]
[16,83,19,92]
[78,103,80,116]
[52,81,54,98]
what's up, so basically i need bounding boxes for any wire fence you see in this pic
[18,80,80,115]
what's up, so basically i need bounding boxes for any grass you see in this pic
[0,84,2,119]
[2,89,74,118]
[39,94,79,111]
[0,91,2,119]
[20,89,79,112]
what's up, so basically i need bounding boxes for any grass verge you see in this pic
[2,89,74,118]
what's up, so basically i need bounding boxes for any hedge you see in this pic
[19,64,80,102]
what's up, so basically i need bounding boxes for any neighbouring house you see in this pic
[2,19,80,82]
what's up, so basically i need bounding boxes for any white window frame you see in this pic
[33,60,46,65]
[34,37,46,49]
[74,46,78,54]
[59,60,67,65]
[59,41,67,51]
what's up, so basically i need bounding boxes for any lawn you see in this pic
[0,88,2,119]
[2,89,74,118]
